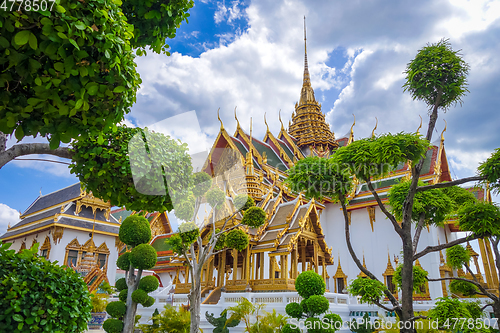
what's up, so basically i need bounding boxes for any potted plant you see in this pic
[88,282,113,330]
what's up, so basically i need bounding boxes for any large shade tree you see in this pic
[286,39,500,333]
[0,0,193,168]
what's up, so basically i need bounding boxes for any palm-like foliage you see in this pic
[139,305,190,333]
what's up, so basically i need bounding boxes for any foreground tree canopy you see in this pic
[0,0,193,157]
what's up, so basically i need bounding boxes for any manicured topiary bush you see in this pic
[285,302,303,319]
[107,301,127,319]
[174,197,196,221]
[449,279,479,296]
[103,318,124,333]
[241,206,267,228]
[119,215,152,246]
[104,214,160,333]
[295,270,326,298]
[139,276,160,293]
[131,289,149,304]
[192,172,212,197]
[115,278,128,291]
[0,242,91,333]
[323,313,342,333]
[226,229,249,251]
[116,252,131,270]
[304,295,330,315]
[179,222,200,244]
[119,289,128,302]
[206,187,225,209]
[143,296,156,308]
[129,244,157,270]
[284,270,342,332]
[213,229,227,251]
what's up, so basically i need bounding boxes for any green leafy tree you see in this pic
[225,297,266,333]
[104,215,160,333]
[0,0,193,168]
[286,39,500,333]
[349,313,375,333]
[0,242,92,332]
[284,271,342,333]
[166,173,267,333]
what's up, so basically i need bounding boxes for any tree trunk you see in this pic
[400,229,416,333]
[189,276,202,333]
[123,265,142,333]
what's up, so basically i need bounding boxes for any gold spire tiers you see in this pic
[288,17,338,157]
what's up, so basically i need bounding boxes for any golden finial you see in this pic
[217,108,224,130]
[440,119,447,143]
[416,115,422,135]
[264,112,270,133]
[7,222,11,229]
[348,114,355,144]
[371,117,378,138]
[304,16,307,54]
[279,109,284,131]
[234,106,240,129]
[249,117,252,143]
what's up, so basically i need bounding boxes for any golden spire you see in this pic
[440,119,447,143]
[264,112,270,133]
[217,108,224,130]
[279,109,284,131]
[416,115,422,135]
[299,16,314,105]
[348,114,356,144]
[234,106,240,130]
[371,117,378,138]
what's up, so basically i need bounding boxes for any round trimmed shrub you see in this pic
[206,187,225,208]
[139,276,160,293]
[116,252,131,271]
[142,296,155,308]
[295,271,326,299]
[282,323,301,333]
[131,289,148,304]
[129,244,157,270]
[103,318,124,333]
[213,229,227,251]
[300,298,309,314]
[234,194,255,211]
[285,302,303,319]
[305,317,322,333]
[115,278,127,291]
[119,289,128,302]
[304,295,329,315]
[226,229,249,251]
[323,313,342,333]
[192,172,212,197]
[106,301,126,319]
[179,222,200,244]
[241,206,266,228]
[119,215,152,246]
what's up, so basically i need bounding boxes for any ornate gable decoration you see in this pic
[75,191,111,220]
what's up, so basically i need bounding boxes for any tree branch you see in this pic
[340,192,401,311]
[426,276,498,301]
[366,180,403,237]
[413,213,426,255]
[414,233,482,261]
[416,176,484,192]
[373,301,399,312]
[0,142,73,169]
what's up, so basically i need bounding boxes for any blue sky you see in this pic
[2,0,500,234]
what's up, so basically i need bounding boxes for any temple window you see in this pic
[98,253,107,269]
[67,250,78,267]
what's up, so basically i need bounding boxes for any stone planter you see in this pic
[88,312,107,330]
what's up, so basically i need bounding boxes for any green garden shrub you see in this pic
[139,276,160,293]
[143,296,156,308]
[295,270,326,298]
[285,302,303,319]
[106,301,127,319]
[0,242,91,333]
[226,229,249,251]
[131,289,148,304]
[129,244,157,270]
[119,289,128,302]
[119,215,152,246]
[116,252,131,270]
[241,206,267,228]
[304,295,330,315]
[234,194,255,211]
[103,318,124,333]
[115,278,128,291]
